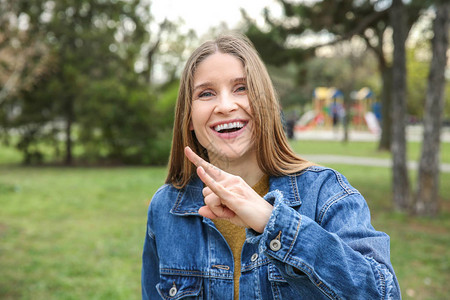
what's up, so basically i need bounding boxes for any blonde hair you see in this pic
[166,33,313,188]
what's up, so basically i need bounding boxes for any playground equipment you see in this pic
[296,87,381,133]
[351,87,381,134]
[296,87,344,131]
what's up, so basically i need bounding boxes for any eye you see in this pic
[235,85,247,93]
[199,91,214,98]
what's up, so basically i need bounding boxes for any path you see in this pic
[302,154,450,173]
[294,125,450,143]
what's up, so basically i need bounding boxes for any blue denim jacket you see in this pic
[142,166,401,299]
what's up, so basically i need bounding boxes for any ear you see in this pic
[189,120,194,131]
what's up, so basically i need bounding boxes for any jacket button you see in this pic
[269,239,281,251]
[251,253,258,262]
[169,286,177,297]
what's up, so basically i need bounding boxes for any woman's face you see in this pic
[190,52,255,164]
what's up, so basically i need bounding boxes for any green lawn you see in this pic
[0,141,449,299]
[0,166,167,299]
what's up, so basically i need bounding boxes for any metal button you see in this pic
[269,239,281,251]
[251,253,258,262]
[169,286,177,297]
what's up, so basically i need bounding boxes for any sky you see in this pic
[151,0,282,35]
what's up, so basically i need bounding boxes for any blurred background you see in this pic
[0,0,449,299]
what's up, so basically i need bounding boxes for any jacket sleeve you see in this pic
[248,189,401,300]
[141,214,160,299]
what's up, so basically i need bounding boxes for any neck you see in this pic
[210,152,264,187]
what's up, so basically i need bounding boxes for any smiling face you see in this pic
[167,35,312,188]
[190,52,255,165]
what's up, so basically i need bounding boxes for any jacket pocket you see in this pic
[268,263,288,283]
[156,274,203,299]
[268,263,292,300]
[268,263,332,299]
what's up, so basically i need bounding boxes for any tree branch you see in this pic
[307,9,389,51]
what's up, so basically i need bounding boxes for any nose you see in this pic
[214,92,238,114]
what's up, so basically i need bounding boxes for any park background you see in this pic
[0,0,449,299]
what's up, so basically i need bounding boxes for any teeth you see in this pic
[214,122,245,132]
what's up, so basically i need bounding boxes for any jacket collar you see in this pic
[170,174,302,216]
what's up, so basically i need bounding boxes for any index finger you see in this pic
[184,146,225,180]
[197,166,231,202]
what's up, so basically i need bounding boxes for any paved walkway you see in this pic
[294,125,450,142]
[294,125,450,173]
[302,154,450,173]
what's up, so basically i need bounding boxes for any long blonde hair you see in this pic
[166,33,313,189]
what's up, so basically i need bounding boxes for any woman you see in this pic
[142,34,400,299]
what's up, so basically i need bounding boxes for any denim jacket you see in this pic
[142,166,401,299]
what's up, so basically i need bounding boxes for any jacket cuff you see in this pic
[246,190,302,261]
[366,256,395,300]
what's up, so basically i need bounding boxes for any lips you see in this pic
[210,119,249,137]
[213,121,246,133]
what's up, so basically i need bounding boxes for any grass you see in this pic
[0,166,167,300]
[0,140,449,299]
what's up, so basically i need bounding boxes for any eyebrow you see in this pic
[193,77,247,92]
[193,82,213,92]
[233,77,246,84]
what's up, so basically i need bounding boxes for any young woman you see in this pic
[142,34,400,299]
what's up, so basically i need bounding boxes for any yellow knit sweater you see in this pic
[212,174,270,300]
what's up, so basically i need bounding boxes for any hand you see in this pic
[184,146,273,233]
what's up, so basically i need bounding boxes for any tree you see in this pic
[1,0,171,165]
[373,0,433,151]
[414,1,450,216]
[390,0,410,210]
[0,0,52,108]
[44,0,150,164]
[244,0,433,151]
[149,22,197,85]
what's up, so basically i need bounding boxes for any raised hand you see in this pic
[184,146,273,233]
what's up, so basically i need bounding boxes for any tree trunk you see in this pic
[390,0,410,211]
[64,97,73,165]
[365,26,393,152]
[414,2,450,216]
[378,65,393,151]
[147,41,159,85]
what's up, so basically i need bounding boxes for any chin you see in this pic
[208,144,254,163]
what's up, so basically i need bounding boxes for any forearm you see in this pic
[247,190,400,299]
